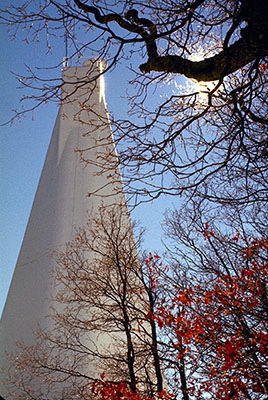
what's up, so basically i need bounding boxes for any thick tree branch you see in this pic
[140,37,268,81]
[74,0,150,38]
[73,0,158,59]
[74,0,268,82]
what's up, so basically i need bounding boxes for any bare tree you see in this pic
[156,201,268,399]
[4,199,268,399]
[2,3,268,398]
[4,205,165,399]
[1,0,268,206]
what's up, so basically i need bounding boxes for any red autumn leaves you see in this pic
[92,231,268,399]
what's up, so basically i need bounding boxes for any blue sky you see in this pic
[0,8,176,316]
[0,21,57,315]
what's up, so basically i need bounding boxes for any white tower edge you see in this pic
[0,60,129,398]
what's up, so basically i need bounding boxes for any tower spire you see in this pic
[63,31,68,68]
[62,13,68,68]
[0,60,129,398]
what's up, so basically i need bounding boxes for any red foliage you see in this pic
[201,222,215,240]
[151,234,268,399]
[260,62,268,75]
[91,378,172,400]
[93,235,268,399]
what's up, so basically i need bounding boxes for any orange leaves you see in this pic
[231,230,240,242]
[142,236,268,399]
[145,253,161,267]
[177,290,191,304]
[203,290,212,304]
[145,253,162,291]
[243,237,268,259]
[257,331,268,356]
[91,378,173,400]
[260,62,268,75]
[91,380,141,400]
[217,340,243,371]
[202,222,215,240]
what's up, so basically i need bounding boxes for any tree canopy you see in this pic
[1,2,268,399]
[1,0,268,206]
[74,0,268,80]
[4,207,268,400]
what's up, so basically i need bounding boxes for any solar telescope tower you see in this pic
[0,60,130,399]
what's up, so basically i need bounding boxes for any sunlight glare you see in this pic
[99,60,106,104]
[188,48,218,102]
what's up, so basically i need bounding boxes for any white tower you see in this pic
[0,61,130,398]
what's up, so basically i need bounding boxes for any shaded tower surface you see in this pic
[0,61,130,397]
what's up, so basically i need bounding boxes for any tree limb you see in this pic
[74,0,268,82]
[140,37,268,81]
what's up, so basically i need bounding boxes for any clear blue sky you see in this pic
[0,8,175,316]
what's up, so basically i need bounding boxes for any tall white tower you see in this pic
[0,60,130,398]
